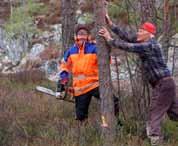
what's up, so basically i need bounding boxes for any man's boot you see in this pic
[150,136,163,146]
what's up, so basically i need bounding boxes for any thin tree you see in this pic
[61,0,77,54]
[162,0,170,62]
[139,0,157,23]
[93,0,116,146]
[131,0,157,134]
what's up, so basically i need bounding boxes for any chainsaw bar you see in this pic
[36,86,74,103]
[36,86,58,96]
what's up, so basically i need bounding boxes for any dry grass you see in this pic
[0,76,178,146]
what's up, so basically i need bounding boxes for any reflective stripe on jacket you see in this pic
[60,42,99,96]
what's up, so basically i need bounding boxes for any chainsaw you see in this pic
[36,86,74,103]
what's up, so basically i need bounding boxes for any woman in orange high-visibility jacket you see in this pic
[58,25,119,122]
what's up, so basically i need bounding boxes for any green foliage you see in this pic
[108,0,140,25]
[108,2,122,18]
[0,127,11,146]
[78,13,94,24]
[27,0,48,16]
[4,0,47,38]
[5,7,36,38]
[163,120,178,142]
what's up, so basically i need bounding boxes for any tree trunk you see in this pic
[61,0,77,55]
[127,0,157,135]
[162,0,170,63]
[93,0,116,146]
[140,0,156,23]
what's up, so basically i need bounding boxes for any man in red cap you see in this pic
[99,14,178,146]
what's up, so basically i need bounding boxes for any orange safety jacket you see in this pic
[59,42,99,96]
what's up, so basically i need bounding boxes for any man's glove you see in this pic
[57,82,65,92]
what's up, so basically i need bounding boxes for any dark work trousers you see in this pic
[74,87,119,121]
[148,77,178,137]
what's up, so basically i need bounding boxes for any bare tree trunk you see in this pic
[162,0,170,63]
[137,0,157,136]
[139,0,157,23]
[93,1,116,145]
[61,0,77,54]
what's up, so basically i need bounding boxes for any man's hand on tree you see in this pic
[105,13,113,27]
[98,27,113,42]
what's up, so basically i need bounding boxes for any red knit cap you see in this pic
[140,22,156,34]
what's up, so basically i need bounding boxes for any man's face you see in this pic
[137,29,151,42]
[76,29,89,45]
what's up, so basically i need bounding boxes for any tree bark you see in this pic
[61,0,77,55]
[139,0,157,23]
[126,0,157,134]
[93,0,116,146]
[162,0,170,63]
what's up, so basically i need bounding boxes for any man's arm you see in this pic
[105,14,137,42]
[98,27,150,53]
[108,39,151,54]
[110,24,137,43]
